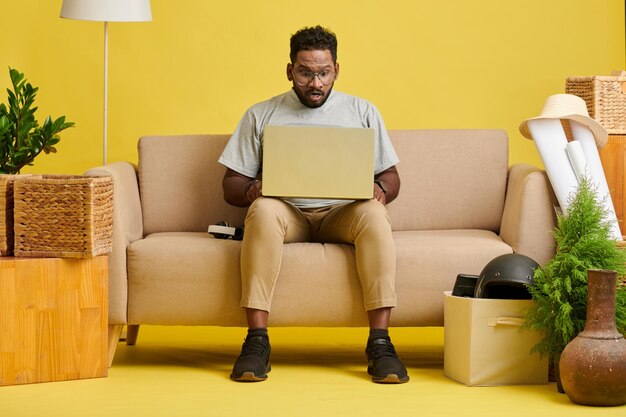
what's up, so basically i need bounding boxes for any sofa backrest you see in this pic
[387,130,508,232]
[138,135,248,235]
[138,130,508,235]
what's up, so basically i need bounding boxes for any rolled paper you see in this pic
[566,140,587,180]
[570,121,622,240]
[527,119,578,213]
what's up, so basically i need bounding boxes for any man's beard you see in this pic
[293,86,333,108]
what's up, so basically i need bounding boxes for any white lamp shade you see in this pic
[60,0,152,22]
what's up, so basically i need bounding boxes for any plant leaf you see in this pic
[0,67,74,172]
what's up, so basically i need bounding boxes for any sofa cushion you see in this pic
[388,130,508,232]
[391,229,512,325]
[138,135,248,235]
[127,230,511,327]
[138,130,508,236]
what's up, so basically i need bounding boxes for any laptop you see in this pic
[261,125,375,200]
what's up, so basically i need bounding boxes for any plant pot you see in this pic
[559,269,626,406]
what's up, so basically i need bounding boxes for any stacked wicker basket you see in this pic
[0,175,113,258]
[566,71,626,135]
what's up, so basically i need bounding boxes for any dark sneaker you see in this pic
[230,333,271,382]
[366,337,409,383]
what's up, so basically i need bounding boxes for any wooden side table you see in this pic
[599,134,626,236]
[0,256,108,386]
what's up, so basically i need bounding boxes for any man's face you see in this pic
[287,49,339,108]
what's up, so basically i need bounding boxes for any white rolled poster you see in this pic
[527,118,578,212]
[527,118,621,240]
[570,120,621,240]
[566,140,587,180]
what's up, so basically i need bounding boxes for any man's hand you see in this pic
[246,179,263,203]
[222,168,262,207]
[373,166,400,205]
[373,181,387,204]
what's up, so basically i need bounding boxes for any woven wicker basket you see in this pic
[0,174,40,256]
[566,74,626,134]
[13,175,113,258]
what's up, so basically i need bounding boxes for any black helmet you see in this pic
[474,253,539,299]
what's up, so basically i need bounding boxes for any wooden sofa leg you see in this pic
[108,325,124,368]
[126,324,140,346]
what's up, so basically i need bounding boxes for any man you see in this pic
[218,26,407,384]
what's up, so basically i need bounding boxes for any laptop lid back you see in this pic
[262,125,375,200]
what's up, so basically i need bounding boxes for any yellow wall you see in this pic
[1,0,624,174]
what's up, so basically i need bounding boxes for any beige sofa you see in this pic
[87,130,557,365]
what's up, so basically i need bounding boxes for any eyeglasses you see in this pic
[292,69,336,86]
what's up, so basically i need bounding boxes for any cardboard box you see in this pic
[443,291,548,386]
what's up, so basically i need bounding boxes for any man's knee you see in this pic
[353,199,391,223]
[245,197,293,225]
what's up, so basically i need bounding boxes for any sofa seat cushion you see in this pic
[127,230,512,327]
[391,229,512,326]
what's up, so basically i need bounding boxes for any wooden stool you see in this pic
[0,256,108,386]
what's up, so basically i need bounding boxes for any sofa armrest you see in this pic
[500,164,557,266]
[85,162,143,324]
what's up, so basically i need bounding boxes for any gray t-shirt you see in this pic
[219,89,399,208]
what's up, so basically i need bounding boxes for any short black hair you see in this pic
[290,26,337,63]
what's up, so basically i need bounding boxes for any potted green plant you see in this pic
[523,176,626,391]
[0,68,74,174]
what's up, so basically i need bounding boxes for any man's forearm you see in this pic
[223,176,250,207]
[223,169,257,207]
[375,166,400,204]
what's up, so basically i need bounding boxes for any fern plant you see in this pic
[524,175,626,357]
[0,68,74,174]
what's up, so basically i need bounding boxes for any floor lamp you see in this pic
[60,0,152,165]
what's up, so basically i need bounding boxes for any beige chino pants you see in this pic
[240,197,397,312]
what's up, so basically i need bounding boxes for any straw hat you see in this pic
[519,94,607,148]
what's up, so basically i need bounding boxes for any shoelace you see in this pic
[241,336,268,356]
[367,338,398,360]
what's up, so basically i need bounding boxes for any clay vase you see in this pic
[559,269,626,406]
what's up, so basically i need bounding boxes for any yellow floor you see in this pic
[0,326,623,417]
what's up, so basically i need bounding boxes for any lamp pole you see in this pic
[103,21,109,165]
[60,0,152,166]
